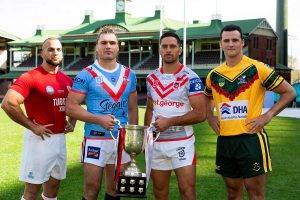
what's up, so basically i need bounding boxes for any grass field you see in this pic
[1,106,300,199]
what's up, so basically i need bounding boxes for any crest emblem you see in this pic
[218,78,225,87]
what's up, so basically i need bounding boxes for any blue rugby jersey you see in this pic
[71,60,137,138]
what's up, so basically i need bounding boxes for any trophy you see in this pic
[115,124,148,198]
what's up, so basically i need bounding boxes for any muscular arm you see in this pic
[128,92,138,125]
[1,89,35,130]
[1,89,54,139]
[154,94,207,132]
[65,91,115,130]
[246,80,296,132]
[144,97,153,126]
[205,96,220,134]
[168,94,206,126]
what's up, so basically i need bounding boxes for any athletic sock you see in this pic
[41,193,57,200]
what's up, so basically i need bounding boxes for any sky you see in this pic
[0,0,299,68]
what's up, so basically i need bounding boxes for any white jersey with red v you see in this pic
[146,64,204,138]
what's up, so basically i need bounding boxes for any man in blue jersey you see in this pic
[66,27,138,200]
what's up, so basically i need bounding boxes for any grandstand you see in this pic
[0,0,292,104]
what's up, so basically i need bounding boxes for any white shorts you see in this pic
[81,138,131,167]
[151,135,196,170]
[19,129,66,184]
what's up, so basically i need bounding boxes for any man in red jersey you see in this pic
[1,38,76,200]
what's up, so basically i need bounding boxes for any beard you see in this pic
[45,58,62,67]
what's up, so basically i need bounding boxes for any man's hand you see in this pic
[153,115,171,132]
[64,120,75,133]
[245,113,272,133]
[31,120,54,140]
[100,114,116,131]
[207,115,220,135]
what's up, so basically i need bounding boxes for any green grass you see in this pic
[1,106,300,199]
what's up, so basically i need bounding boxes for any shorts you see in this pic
[216,130,272,178]
[81,137,131,167]
[151,135,196,170]
[19,129,66,184]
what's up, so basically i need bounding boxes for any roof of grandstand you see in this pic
[7,10,275,46]
[0,29,20,41]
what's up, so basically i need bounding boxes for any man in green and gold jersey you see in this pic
[204,24,296,200]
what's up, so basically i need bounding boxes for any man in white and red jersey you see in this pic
[1,38,76,200]
[144,31,206,200]
[66,27,138,200]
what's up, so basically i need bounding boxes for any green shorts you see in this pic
[215,130,272,178]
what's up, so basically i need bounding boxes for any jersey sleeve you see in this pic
[129,70,137,93]
[10,72,34,98]
[204,70,213,97]
[188,70,204,96]
[258,63,284,91]
[146,74,152,99]
[71,68,92,94]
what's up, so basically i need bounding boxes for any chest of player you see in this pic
[32,78,70,99]
[149,73,189,99]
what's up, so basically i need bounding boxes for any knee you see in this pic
[178,184,196,200]
[153,185,169,199]
[84,182,101,199]
[226,186,244,200]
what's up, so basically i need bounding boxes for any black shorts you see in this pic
[215,130,272,178]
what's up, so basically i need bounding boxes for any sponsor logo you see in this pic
[99,98,127,115]
[176,147,186,160]
[238,75,247,84]
[46,86,54,95]
[219,100,248,121]
[90,130,105,137]
[53,98,66,112]
[252,162,261,171]
[87,146,100,159]
[67,86,71,91]
[74,77,86,85]
[189,78,203,92]
[153,99,184,108]
[27,172,34,179]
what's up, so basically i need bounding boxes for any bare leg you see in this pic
[42,176,61,198]
[244,174,266,200]
[223,177,244,200]
[174,165,196,200]
[83,163,104,200]
[23,182,42,200]
[151,169,172,200]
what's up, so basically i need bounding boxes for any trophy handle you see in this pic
[109,119,121,140]
[147,123,160,142]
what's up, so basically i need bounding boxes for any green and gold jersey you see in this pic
[205,56,284,136]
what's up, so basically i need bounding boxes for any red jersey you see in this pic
[10,66,73,134]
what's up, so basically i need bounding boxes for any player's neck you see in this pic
[41,64,58,74]
[162,62,182,74]
[98,58,117,70]
[225,54,243,67]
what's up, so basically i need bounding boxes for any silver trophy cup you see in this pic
[123,124,147,177]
